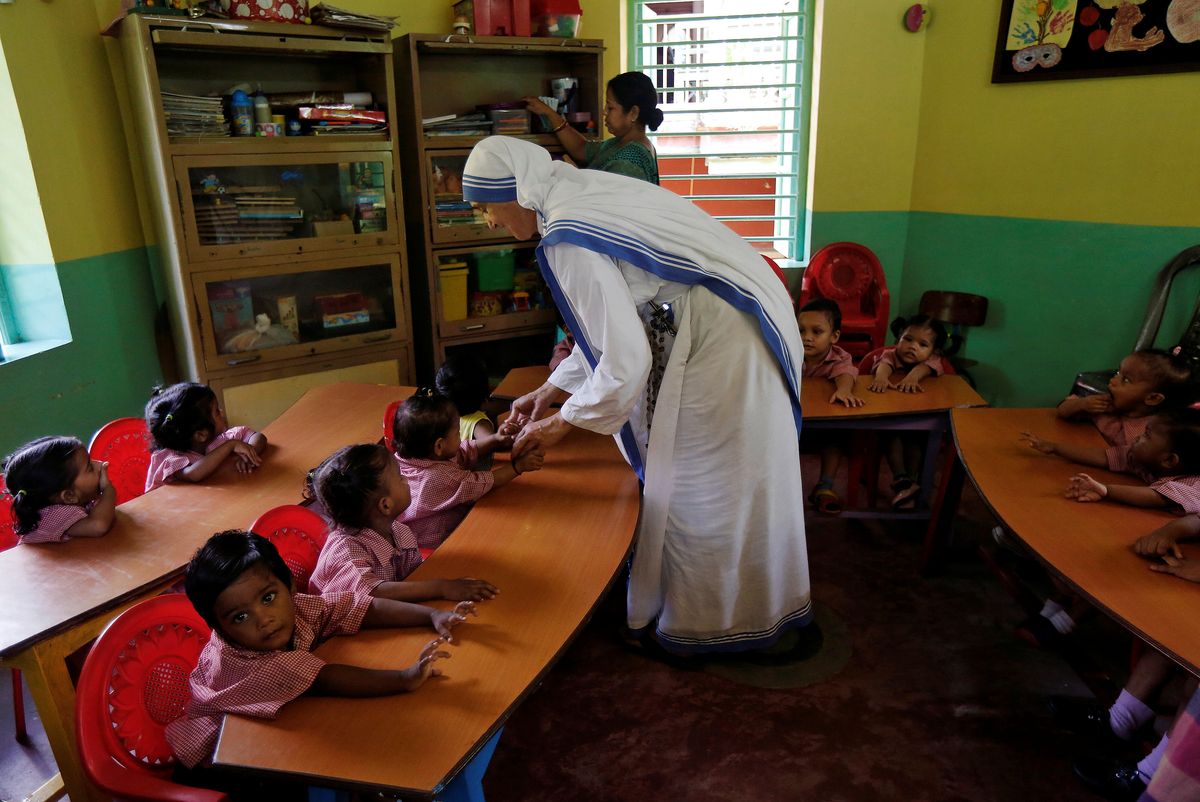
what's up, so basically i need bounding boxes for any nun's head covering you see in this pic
[462,137,558,210]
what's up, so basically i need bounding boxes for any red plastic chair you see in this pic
[383,399,403,452]
[0,477,27,743]
[797,242,890,360]
[761,254,789,290]
[89,417,152,505]
[74,593,226,802]
[249,505,329,593]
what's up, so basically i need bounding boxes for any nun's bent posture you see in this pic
[464,136,813,655]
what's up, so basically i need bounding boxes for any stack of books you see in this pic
[353,188,387,233]
[423,113,492,138]
[310,3,395,32]
[161,91,229,138]
[193,187,303,244]
[435,194,483,227]
[300,106,387,135]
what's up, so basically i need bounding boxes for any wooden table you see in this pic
[214,425,641,798]
[0,383,413,802]
[952,407,1200,673]
[490,365,551,402]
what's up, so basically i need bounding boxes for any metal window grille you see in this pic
[629,0,811,259]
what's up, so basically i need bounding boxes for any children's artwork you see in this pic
[993,0,1200,82]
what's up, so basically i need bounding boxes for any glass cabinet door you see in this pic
[175,151,398,263]
[432,244,558,340]
[193,254,404,370]
[427,151,512,245]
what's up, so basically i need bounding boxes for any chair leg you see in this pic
[13,668,28,743]
[437,728,503,802]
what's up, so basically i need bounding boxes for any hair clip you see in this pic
[1173,345,1183,356]
[13,489,26,500]
[164,413,174,422]
[414,386,436,399]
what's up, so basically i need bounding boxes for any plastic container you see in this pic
[532,0,582,37]
[474,249,515,291]
[230,90,254,136]
[439,262,469,321]
[488,108,530,135]
[253,90,272,125]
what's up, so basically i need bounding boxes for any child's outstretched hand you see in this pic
[1065,473,1106,502]
[1149,554,1200,584]
[497,417,524,439]
[430,601,477,641]
[829,388,865,408]
[230,440,262,473]
[868,376,891,393]
[894,374,926,394]
[514,446,545,475]
[1134,525,1185,559]
[402,639,452,689]
[1020,431,1058,455]
[439,577,499,602]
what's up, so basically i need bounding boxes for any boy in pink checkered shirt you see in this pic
[391,390,544,551]
[166,530,473,769]
[308,443,497,603]
[3,435,116,544]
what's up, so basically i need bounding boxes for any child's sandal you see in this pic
[890,477,920,509]
[809,486,843,515]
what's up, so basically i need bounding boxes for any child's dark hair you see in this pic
[1136,348,1198,410]
[145,382,218,452]
[1155,407,1200,475]
[435,355,490,417]
[312,443,393,528]
[607,71,663,132]
[391,389,458,460]
[799,298,843,333]
[890,314,948,352]
[184,530,292,631]
[2,436,85,535]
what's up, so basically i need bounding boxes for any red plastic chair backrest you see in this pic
[761,254,789,290]
[0,474,16,551]
[74,594,227,801]
[806,242,883,304]
[383,399,403,452]
[89,417,152,505]
[249,505,329,593]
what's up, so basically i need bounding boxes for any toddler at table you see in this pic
[144,382,267,492]
[392,389,544,550]
[165,530,471,769]
[3,435,116,544]
[308,443,496,603]
[797,298,862,514]
[435,354,510,469]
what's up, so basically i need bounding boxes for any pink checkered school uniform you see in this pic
[1105,447,1200,512]
[397,441,494,551]
[802,344,856,380]
[308,520,424,597]
[859,347,945,377]
[145,425,259,492]
[1093,413,1151,449]
[165,591,369,768]
[16,501,96,545]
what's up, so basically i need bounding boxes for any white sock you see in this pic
[1137,734,1169,783]
[1040,599,1064,618]
[1048,609,1075,635]
[1109,689,1155,741]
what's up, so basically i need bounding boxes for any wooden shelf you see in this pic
[169,135,393,155]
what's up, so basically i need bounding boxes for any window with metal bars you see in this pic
[629,0,811,260]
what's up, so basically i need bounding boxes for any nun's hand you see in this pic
[512,412,572,458]
[510,383,569,430]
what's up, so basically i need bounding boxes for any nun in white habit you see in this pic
[463,136,814,655]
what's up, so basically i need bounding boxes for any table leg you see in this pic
[921,442,966,575]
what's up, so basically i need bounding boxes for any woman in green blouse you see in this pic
[524,72,661,185]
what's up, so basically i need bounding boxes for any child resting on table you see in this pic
[861,313,948,507]
[144,382,267,492]
[1021,407,1200,512]
[307,443,497,603]
[165,530,472,770]
[392,389,544,551]
[797,298,862,515]
[2,435,116,544]
[1057,347,1195,448]
[435,354,509,468]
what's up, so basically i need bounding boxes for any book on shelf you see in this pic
[422,114,457,125]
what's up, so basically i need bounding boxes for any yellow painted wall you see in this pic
[911,0,1200,227]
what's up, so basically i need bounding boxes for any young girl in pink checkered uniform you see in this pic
[166,530,472,769]
[308,443,497,603]
[3,435,116,544]
[392,390,544,551]
[144,382,267,492]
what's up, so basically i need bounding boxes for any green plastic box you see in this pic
[474,249,516,291]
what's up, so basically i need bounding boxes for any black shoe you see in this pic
[1050,696,1119,740]
[1073,756,1147,801]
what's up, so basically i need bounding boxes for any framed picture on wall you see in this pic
[992,0,1200,82]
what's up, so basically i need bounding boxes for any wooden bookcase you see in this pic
[394,33,604,383]
[115,16,415,425]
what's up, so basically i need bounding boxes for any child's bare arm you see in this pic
[1134,515,1200,559]
[372,578,498,603]
[868,363,894,393]
[64,464,117,538]
[1019,431,1108,468]
[1065,474,1172,507]
[362,598,475,639]
[176,440,261,482]
[829,374,865,407]
[894,363,933,394]
[310,640,449,696]
[1057,394,1113,419]
[472,423,513,457]
[489,448,545,489]
[1149,554,1200,584]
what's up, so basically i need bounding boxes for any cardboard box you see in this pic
[264,294,300,338]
